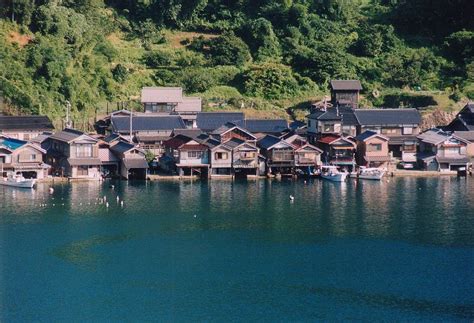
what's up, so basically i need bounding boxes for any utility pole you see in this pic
[129,103,133,143]
[65,100,72,128]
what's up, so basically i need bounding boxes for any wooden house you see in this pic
[257,135,295,175]
[354,109,421,166]
[354,131,390,168]
[0,115,54,141]
[0,136,50,179]
[110,114,185,158]
[141,87,201,128]
[306,106,358,143]
[317,135,356,171]
[417,129,470,171]
[45,128,101,180]
[162,134,210,177]
[109,141,148,179]
[284,134,322,173]
[330,80,362,109]
[453,131,474,162]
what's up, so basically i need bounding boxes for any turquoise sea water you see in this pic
[0,178,473,321]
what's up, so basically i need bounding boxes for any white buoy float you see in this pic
[120,201,124,207]
[49,187,54,194]
[289,195,295,201]
[116,196,120,203]
[106,202,109,208]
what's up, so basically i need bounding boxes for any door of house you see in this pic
[77,166,89,176]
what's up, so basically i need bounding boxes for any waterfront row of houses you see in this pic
[1,82,474,180]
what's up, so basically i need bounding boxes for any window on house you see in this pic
[215,152,228,160]
[308,120,312,128]
[188,151,203,159]
[403,127,413,135]
[323,124,335,132]
[381,128,398,135]
[76,144,93,157]
[24,134,30,140]
[241,152,256,159]
[30,154,36,160]
[368,144,382,151]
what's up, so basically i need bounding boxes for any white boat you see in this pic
[351,167,385,180]
[0,173,36,188]
[320,166,348,182]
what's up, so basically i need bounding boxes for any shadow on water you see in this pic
[293,285,474,319]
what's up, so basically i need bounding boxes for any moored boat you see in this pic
[0,173,36,188]
[350,167,385,180]
[320,166,348,182]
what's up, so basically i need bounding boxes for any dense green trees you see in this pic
[0,0,472,125]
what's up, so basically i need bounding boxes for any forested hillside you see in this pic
[0,0,473,128]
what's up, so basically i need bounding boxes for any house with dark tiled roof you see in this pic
[141,87,202,128]
[240,119,289,138]
[196,112,244,132]
[330,80,362,108]
[354,131,390,168]
[111,114,186,158]
[0,135,50,179]
[109,141,148,179]
[257,135,295,175]
[306,106,358,142]
[0,115,54,141]
[446,102,474,131]
[161,134,211,177]
[354,108,421,164]
[45,128,101,179]
[317,135,356,171]
[416,129,470,171]
[284,134,323,172]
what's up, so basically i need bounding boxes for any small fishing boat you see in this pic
[320,166,348,182]
[350,167,385,180]
[0,172,36,188]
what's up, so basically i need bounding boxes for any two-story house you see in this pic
[0,115,54,141]
[317,135,357,171]
[284,134,323,175]
[109,141,148,179]
[141,87,202,128]
[257,135,295,175]
[162,134,211,177]
[45,128,101,179]
[354,109,422,166]
[354,131,390,169]
[208,122,259,177]
[110,114,186,158]
[306,106,358,143]
[417,129,470,171]
[0,136,50,179]
[330,80,362,109]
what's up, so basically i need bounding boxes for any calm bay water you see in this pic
[0,177,473,321]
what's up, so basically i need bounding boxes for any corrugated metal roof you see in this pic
[196,112,244,132]
[111,115,185,132]
[417,129,449,145]
[330,80,362,91]
[0,115,54,131]
[354,109,421,126]
[141,87,183,103]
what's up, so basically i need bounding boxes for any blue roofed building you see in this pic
[0,135,50,179]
